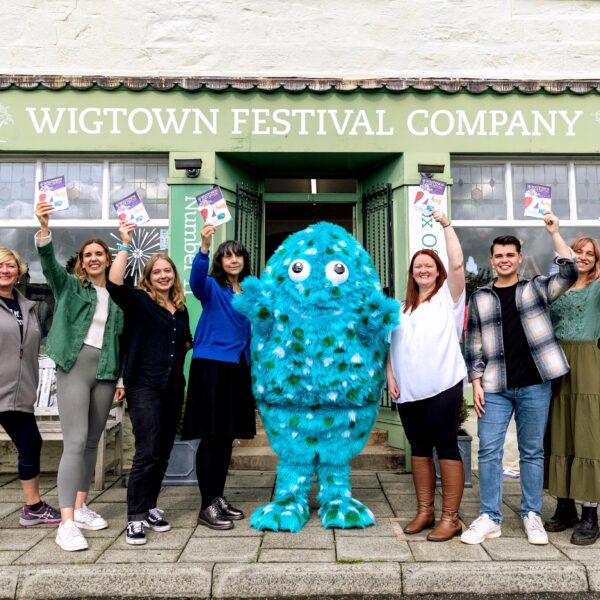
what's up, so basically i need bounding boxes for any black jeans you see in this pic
[125,381,184,521]
[0,411,42,480]
[397,380,463,461]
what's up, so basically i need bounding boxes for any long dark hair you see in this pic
[209,240,251,288]
[403,249,447,314]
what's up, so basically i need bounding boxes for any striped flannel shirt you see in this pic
[466,257,578,393]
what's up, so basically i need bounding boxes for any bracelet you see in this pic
[442,222,452,228]
[116,243,130,252]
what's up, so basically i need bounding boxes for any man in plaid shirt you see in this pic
[461,212,577,547]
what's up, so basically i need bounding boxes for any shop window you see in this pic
[450,164,506,220]
[575,164,600,220]
[0,161,36,219]
[451,158,600,290]
[512,163,569,220]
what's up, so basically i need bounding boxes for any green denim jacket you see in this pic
[38,241,124,379]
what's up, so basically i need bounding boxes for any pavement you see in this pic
[1,464,600,600]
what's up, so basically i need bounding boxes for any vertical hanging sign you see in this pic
[407,185,449,269]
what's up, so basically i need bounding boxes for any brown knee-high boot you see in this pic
[427,459,464,542]
[404,456,436,534]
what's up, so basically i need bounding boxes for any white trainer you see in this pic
[74,504,108,531]
[523,511,548,545]
[460,514,502,545]
[55,519,89,552]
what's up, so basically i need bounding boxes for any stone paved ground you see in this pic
[0,470,599,599]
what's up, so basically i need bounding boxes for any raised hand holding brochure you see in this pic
[37,176,69,212]
[413,177,446,214]
[113,192,150,225]
[196,186,232,227]
[524,183,552,219]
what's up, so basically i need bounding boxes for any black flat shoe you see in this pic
[197,501,234,530]
[216,496,245,520]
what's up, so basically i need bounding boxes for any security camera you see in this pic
[174,158,203,178]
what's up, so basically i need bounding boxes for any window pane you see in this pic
[0,161,36,218]
[450,164,506,219]
[110,161,169,219]
[512,164,569,220]
[575,165,600,219]
[457,225,598,300]
[42,162,103,219]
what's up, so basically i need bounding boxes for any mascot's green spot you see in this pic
[233,222,400,532]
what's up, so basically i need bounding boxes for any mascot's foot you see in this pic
[250,498,310,532]
[319,497,375,529]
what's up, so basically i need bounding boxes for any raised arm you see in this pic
[109,221,136,285]
[432,209,464,303]
[544,211,571,259]
[34,200,69,294]
[189,224,216,303]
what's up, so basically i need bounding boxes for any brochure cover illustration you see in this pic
[413,177,446,213]
[524,183,552,219]
[113,192,150,225]
[196,186,232,227]
[37,176,69,212]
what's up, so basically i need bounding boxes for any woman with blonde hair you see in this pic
[35,201,124,552]
[546,236,600,545]
[108,221,192,546]
[0,247,60,529]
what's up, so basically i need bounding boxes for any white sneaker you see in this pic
[460,514,502,545]
[74,504,108,531]
[55,519,89,552]
[523,511,548,545]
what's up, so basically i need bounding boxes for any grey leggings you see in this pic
[56,345,116,509]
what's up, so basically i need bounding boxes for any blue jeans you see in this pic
[477,382,552,523]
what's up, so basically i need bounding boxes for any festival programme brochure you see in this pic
[196,186,232,227]
[113,192,150,225]
[524,183,552,219]
[37,176,69,212]
[413,177,446,213]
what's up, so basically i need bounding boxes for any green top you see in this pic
[38,241,124,379]
[550,278,600,341]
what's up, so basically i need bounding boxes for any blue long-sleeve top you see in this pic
[190,250,251,364]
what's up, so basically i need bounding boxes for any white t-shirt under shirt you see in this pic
[83,285,109,349]
[389,281,467,404]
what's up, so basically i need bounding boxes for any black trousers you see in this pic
[397,380,463,461]
[125,381,183,521]
[0,411,42,480]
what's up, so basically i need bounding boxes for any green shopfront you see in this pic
[1,79,599,453]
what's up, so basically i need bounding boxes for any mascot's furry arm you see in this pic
[233,276,275,338]
[356,292,399,346]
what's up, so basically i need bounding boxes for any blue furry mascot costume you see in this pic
[233,222,399,531]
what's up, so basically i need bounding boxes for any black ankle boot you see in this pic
[571,506,599,546]
[216,496,244,520]
[197,500,234,530]
[544,498,579,532]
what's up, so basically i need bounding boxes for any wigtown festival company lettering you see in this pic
[23,106,585,138]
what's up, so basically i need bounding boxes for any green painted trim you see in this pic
[263,193,357,203]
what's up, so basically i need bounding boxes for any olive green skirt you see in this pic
[547,340,600,502]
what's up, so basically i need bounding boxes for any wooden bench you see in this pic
[0,356,124,490]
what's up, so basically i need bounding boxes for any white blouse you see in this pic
[83,285,109,349]
[389,281,467,404]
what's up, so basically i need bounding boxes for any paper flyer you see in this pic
[37,176,69,212]
[413,177,446,213]
[113,192,150,225]
[524,183,552,219]
[196,186,232,227]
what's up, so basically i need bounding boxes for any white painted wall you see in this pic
[1,0,599,79]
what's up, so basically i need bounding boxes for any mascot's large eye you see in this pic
[325,261,350,285]
[288,259,311,281]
